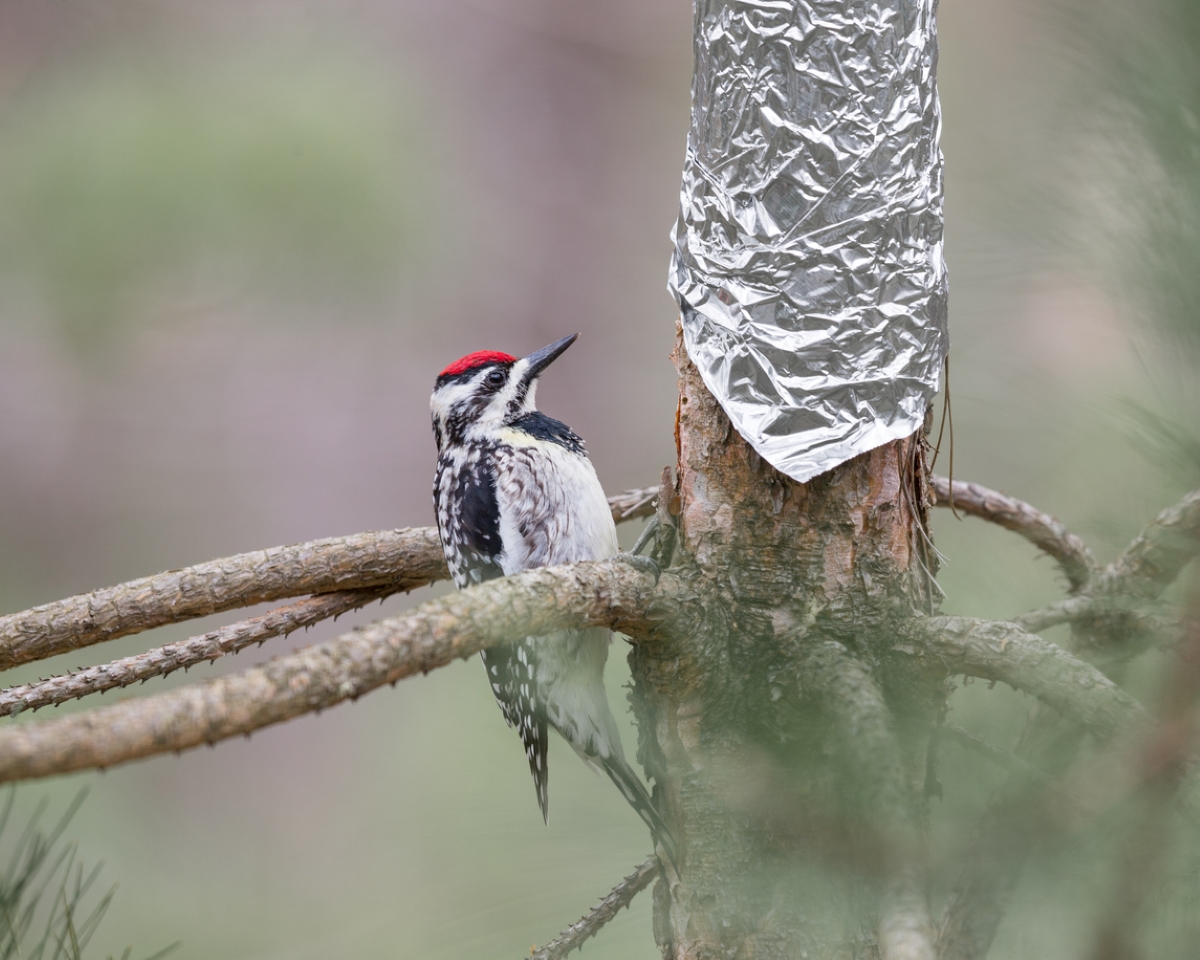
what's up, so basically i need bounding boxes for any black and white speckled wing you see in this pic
[480,636,549,821]
[433,442,505,588]
[433,443,549,820]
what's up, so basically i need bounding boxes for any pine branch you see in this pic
[0,529,446,671]
[0,489,657,672]
[1008,496,1198,649]
[607,486,658,521]
[908,617,1151,739]
[529,857,659,960]
[1012,597,1180,659]
[0,588,393,718]
[930,477,1095,592]
[0,558,677,785]
[938,724,1048,783]
[1090,488,1200,599]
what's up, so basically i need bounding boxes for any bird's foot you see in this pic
[629,515,659,557]
[619,552,661,583]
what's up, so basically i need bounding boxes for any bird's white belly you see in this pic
[494,438,618,575]
[530,625,622,761]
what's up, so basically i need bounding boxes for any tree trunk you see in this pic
[630,328,944,959]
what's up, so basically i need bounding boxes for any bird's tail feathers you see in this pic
[519,716,550,823]
[602,755,678,870]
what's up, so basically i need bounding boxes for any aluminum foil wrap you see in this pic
[669,0,948,483]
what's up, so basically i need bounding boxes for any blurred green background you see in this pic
[0,0,1197,957]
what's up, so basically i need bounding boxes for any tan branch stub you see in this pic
[608,486,658,522]
[0,558,676,785]
[909,617,1151,738]
[0,588,393,718]
[930,476,1095,592]
[529,857,659,960]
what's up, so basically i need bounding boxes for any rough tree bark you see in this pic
[628,331,943,960]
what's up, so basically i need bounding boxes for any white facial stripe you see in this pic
[430,373,487,419]
[497,359,531,414]
[496,358,539,418]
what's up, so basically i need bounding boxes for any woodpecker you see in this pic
[430,333,673,860]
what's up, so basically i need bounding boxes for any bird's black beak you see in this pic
[521,334,578,382]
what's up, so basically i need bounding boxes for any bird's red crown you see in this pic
[438,351,518,378]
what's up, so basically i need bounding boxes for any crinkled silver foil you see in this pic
[669,0,948,484]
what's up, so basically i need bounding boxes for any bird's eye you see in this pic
[486,370,506,386]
